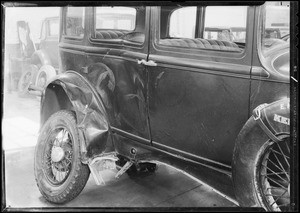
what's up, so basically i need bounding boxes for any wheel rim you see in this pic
[43,127,73,185]
[20,72,32,91]
[259,137,290,211]
[37,71,47,88]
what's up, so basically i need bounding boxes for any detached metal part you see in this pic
[115,161,133,179]
[88,153,118,185]
[88,153,135,185]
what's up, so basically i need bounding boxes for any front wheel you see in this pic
[34,110,90,204]
[232,117,290,211]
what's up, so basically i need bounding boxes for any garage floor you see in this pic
[3,92,237,210]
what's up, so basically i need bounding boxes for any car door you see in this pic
[147,6,255,167]
[85,6,151,143]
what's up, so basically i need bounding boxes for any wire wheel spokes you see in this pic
[260,137,290,211]
[44,127,73,185]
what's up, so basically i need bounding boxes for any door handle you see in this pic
[137,59,157,67]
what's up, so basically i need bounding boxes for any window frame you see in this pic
[157,6,250,58]
[95,7,137,32]
[90,6,142,45]
[203,6,248,44]
[62,6,86,41]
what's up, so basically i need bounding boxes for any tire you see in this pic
[17,69,34,98]
[35,65,56,89]
[232,117,290,211]
[17,64,39,97]
[34,110,90,204]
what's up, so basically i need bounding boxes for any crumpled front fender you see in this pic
[42,71,110,159]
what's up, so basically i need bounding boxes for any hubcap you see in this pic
[44,128,73,185]
[51,146,65,162]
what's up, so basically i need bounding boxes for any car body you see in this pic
[35,2,292,211]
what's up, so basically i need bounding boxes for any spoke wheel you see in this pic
[43,128,73,185]
[34,110,90,204]
[18,70,33,97]
[258,137,290,211]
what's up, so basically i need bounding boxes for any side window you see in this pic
[204,6,247,43]
[65,7,85,38]
[169,7,197,39]
[96,7,136,31]
[161,6,248,53]
[93,7,144,43]
[49,19,59,37]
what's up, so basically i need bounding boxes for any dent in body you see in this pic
[86,53,149,140]
[58,44,149,159]
[43,72,110,158]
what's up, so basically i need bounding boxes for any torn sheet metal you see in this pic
[51,71,110,158]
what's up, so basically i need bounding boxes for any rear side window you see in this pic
[204,6,247,43]
[65,7,85,38]
[95,7,136,31]
[163,6,248,53]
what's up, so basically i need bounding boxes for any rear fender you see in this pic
[41,71,110,161]
[252,98,290,141]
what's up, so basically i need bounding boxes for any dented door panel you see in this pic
[85,51,150,140]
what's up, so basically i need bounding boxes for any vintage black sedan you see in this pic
[34,2,291,211]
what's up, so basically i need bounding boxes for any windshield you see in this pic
[260,2,290,56]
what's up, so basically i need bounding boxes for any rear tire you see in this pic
[232,117,290,211]
[34,110,90,204]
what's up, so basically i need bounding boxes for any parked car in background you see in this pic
[31,17,59,90]
[6,17,59,97]
[34,2,292,211]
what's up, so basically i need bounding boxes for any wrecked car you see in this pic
[34,2,291,211]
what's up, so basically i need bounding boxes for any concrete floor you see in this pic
[3,92,237,210]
